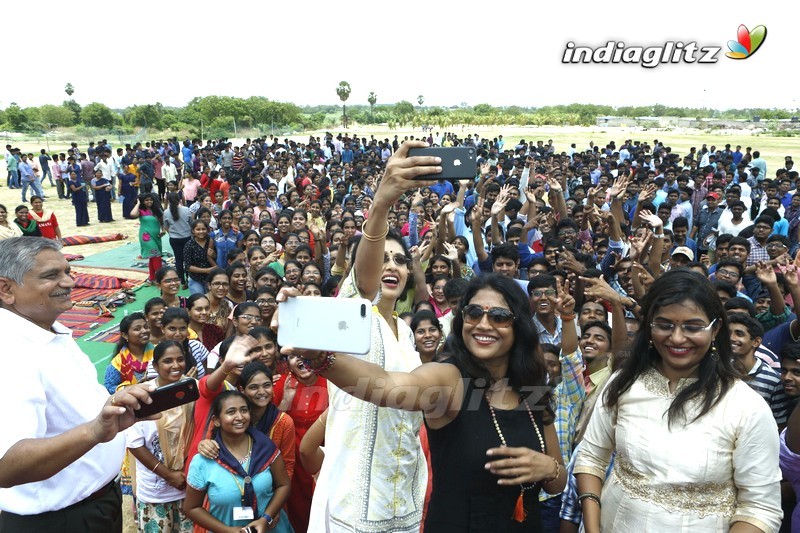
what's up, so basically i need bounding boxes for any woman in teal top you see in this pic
[185,391,293,532]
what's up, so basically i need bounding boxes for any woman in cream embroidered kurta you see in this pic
[575,368,782,532]
[574,269,782,533]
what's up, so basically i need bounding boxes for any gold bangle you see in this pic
[361,225,389,242]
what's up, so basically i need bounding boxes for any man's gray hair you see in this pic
[0,237,62,285]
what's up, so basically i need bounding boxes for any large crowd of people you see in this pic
[2,130,800,532]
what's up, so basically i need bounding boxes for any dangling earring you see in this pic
[648,339,653,348]
[710,342,719,361]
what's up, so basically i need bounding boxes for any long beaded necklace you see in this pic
[486,392,546,523]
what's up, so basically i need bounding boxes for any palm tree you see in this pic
[65,83,74,97]
[368,92,377,115]
[336,81,352,128]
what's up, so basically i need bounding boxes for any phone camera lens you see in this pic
[360,304,367,317]
[468,149,475,155]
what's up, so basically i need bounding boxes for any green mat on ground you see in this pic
[72,240,175,271]
[65,239,187,384]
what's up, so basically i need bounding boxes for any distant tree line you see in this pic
[1,98,796,135]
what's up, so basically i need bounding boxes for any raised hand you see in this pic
[546,175,562,193]
[375,141,441,208]
[443,241,459,261]
[775,253,791,267]
[631,262,655,290]
[490,192,510,217]
[629,233,652,262]
[418,239,432,258]
[558,249,586,275]
[608,174,630,199]
[581,276,622,305]
[550,279,575,316]
[440,202,457,216]
[785,264,799,289]
[639,209,663,230]
[224,335,258,369]
[755,261,778,285]
[638,184,657,202]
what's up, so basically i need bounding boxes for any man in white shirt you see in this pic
[0,237,155,532]
[162,157,178,187]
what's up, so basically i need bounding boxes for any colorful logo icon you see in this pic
[726,24,767,59]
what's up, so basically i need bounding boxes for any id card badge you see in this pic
[233,506,255,521]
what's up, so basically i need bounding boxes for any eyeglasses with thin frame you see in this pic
[161,278,181,284]
[462,304,515,328]
[238,314,262,322]
[650,318,717,336]
[210,281,230,288]
[383,253,410,266]
[256,298,277,306]
[716,268,739,279]
[531,289,556,298]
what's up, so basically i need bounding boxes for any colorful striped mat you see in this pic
[70,274,141,303]
[62,234,127,246]
[59,307,114,338]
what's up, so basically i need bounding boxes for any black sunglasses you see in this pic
[462,304,515,327]
[383,253,409,266]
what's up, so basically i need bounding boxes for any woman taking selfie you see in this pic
[125,341,195,532]
[284,272,564,532]
[575,270,782,532]
[185,391,293,533]
[291,142,564,531]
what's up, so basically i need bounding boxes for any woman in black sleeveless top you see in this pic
[281,273,565,532]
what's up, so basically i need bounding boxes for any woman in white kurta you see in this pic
[306,143,431,532]
[575,269,782,533]
[308,269,426,532]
